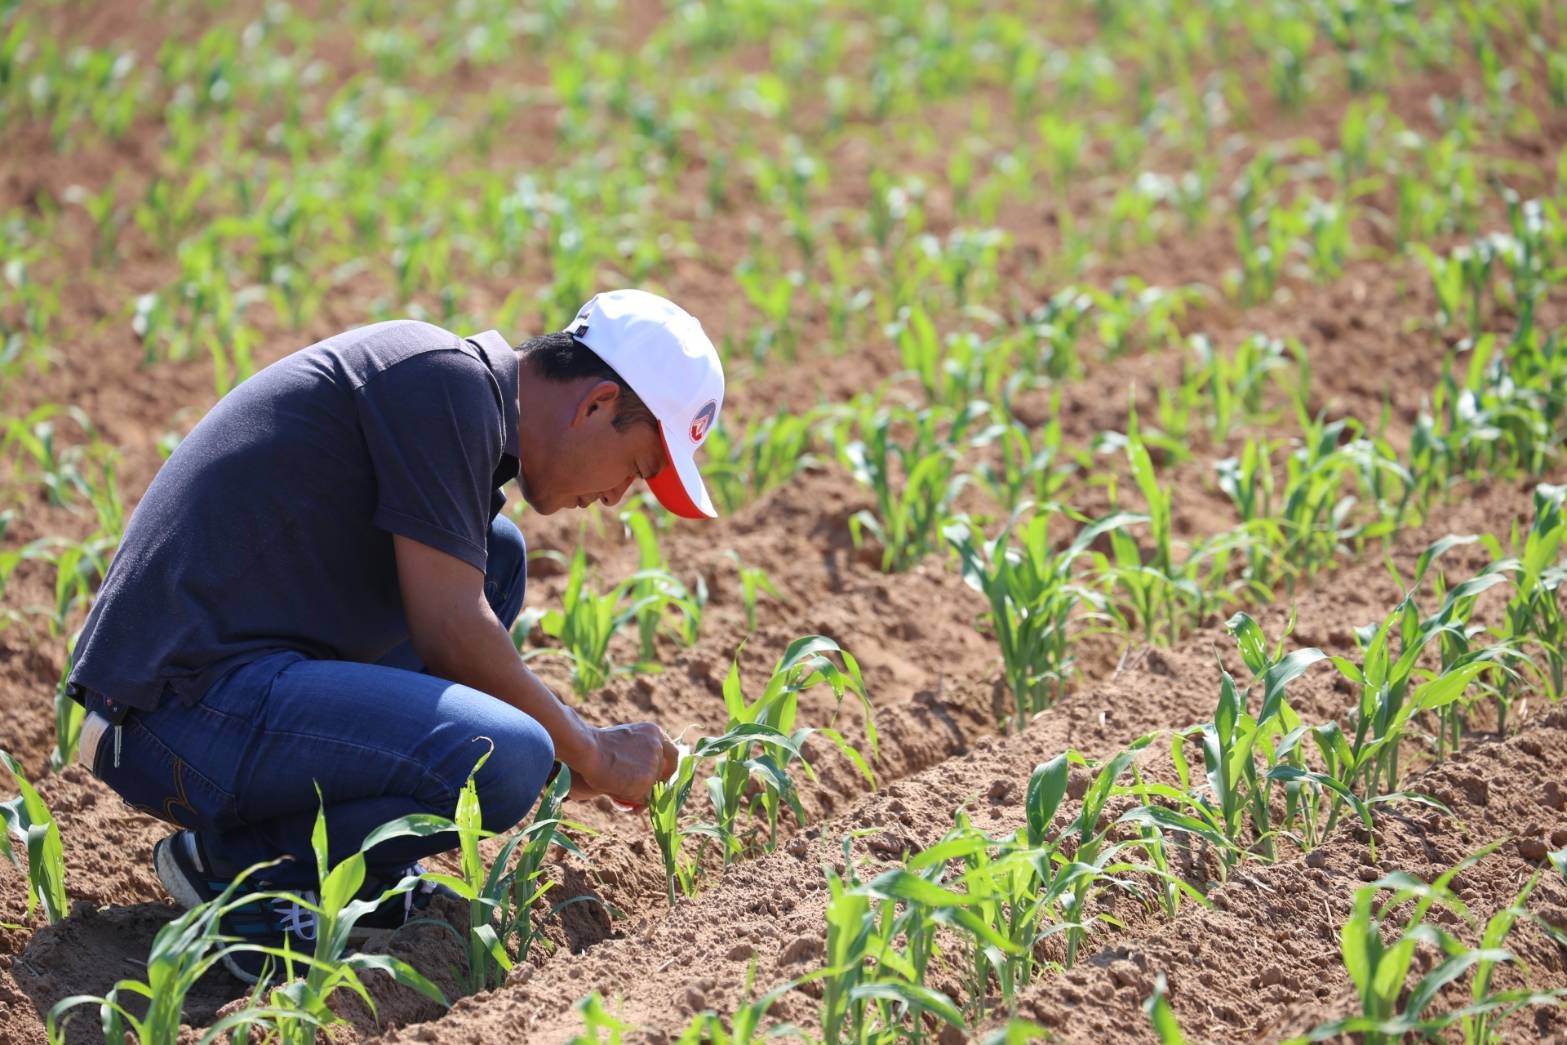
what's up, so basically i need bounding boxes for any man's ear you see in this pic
[571,380,622,427]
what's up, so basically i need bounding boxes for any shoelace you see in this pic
[269,895,319,941]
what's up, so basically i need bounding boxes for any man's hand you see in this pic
[390,534,678,809]
[572,723,680,807]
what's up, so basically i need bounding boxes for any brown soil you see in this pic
[4,5,1567,1045]
[346,476,1566,1045]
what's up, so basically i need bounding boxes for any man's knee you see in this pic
[484,515,528,629]
[474,713,554,832]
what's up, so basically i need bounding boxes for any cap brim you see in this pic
[646,425,717,520]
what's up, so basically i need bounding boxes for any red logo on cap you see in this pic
[689,400,717,443]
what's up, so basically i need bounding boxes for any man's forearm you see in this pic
[419,612,598,773]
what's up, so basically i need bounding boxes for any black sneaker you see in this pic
[153,830,319,984]
[347,863,460,948]
[152,830,242,911]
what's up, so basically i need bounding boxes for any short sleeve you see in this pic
[355,349,503,572]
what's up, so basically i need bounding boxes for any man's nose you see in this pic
[598,476,635,507]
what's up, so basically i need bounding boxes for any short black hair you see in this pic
[517,331,657,432]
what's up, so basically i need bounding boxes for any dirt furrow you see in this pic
[993,711,1567,1043]
[366,473,1561,1043]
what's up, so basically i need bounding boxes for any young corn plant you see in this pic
[672,977,794,1045]
[412,754,583,993]
[648,746,700,904]
[1423,332,1564,482]
[970,409,1082,516]
[845,408,974,573]
[525,546,693,694]
[1215,438,1291,597]
[47,868,295,1044]
[620,508,705,662]
[51,809,447,1043]
[726,551,782,633]
[1027,286,1095,380]
[244,806,450,1040]
[1098,410,1238,643]
[1125,613,1372,873]
[816,852,979,1045]
[944,753,1190,1016]
[0,749,68,925]
[1234,416,1411,589]
[701,636,874,863]
[652,637,875,901]
[946,511,1133,727]
[1292,856,1562,1044]
[892,308,1023,412]
[1485,485,1566,707]
[1312,548,1511,838]
[703,409,818,514]
[1143,973,1187,1044]
[493,767,587,968]
[51,660,83,771]
[1181,333,1303,442]
[1056,742,1155,967]
[566,992,633,1045]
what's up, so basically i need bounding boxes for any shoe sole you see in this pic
[153,834,209,912]
[221,951,263,985]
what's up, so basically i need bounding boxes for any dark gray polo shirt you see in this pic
[67,320,520,711]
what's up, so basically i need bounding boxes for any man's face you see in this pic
[518,381,668,515]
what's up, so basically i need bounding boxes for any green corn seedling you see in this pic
[672,974,794,1045]
[1144,973,1186,1044]
[648,747,700,903]
[567,992,632,1044]
[816,854,975,1045]
[970,409,1080,515]
[51,658,82,771]
[1292,854,1561,1044]
[1325,554,1512,815]
[494,767,588,968]
[852,862,1021,1041]
[1053,741,1155,967]
[726,552,782,633]
[47,866,293,1044]
[946,511,1133,726]
[845,408,973,573]
[1486,485,1566,707]
[620,508,704,663]
[1122,613,1345,874]
[411,752,582,993]
[654,637,874,897]
[702,636,874,862]
[0,749,68,924]
[943,754,1172,1010]
[1097,410,1240,643]
[247,805,450,1040]
[527,546,693,694]
[704,409,817,514]
[51,808,446,1042]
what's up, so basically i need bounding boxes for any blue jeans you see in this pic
[87,516,554,887]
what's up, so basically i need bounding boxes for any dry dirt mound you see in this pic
[366,476,1567,1044]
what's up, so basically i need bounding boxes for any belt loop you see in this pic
[113,725,122,769]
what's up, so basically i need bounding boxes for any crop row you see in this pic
[3,2,1560,401]
[369,473,1566,1044]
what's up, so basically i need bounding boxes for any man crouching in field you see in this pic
[63,289,722,982]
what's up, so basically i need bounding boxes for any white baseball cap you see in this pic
[564,289,725,520]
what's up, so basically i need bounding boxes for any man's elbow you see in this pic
[407,607,492,682]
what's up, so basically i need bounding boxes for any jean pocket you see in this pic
[95,720,239,831]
